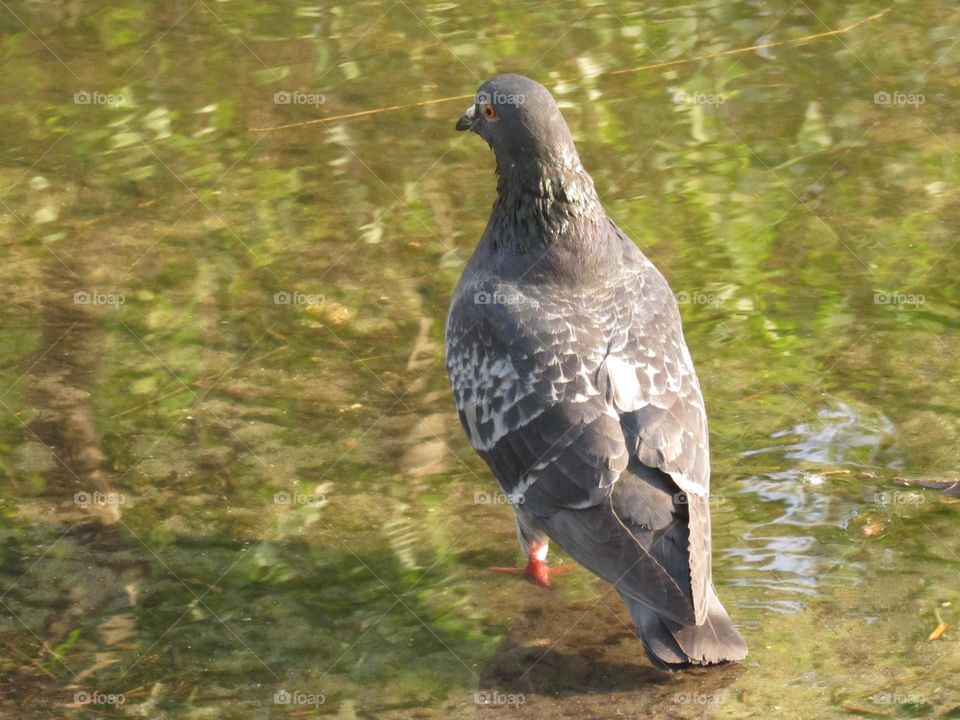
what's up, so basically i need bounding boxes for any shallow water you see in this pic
[1,1,959,718]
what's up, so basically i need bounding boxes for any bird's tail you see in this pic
[619,584,748,670]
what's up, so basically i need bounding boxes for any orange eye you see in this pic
[482,103,497,119]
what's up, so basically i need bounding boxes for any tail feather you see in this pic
[620,584,747,670]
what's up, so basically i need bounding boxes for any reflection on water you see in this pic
[731,468,862,615]
[731,404,892,615]
[743,401,896,466]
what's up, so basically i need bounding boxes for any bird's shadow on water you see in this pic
[480,637,667,696]
[477,593,746,713]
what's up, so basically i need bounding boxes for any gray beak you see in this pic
[455,103,477,132]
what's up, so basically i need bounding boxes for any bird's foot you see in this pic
[487,542,575,587]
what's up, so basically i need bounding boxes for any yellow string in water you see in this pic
[250,6,892,133]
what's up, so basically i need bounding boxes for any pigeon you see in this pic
[444,74,748,669]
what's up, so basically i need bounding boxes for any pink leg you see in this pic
[487,541,575,587]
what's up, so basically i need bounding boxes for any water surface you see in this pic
[1,1,959,717]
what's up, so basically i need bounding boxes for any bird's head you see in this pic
[456,74,579,171]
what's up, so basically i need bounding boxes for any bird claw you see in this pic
[486,561,576,587]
